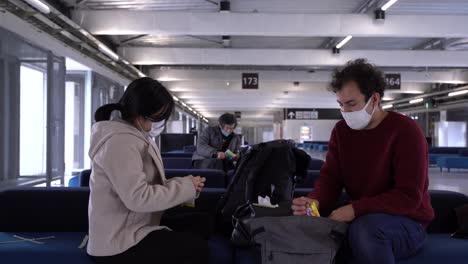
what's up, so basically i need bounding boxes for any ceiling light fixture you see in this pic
[409,98,424,104]
[24,0,50,14]
[448,90,468,97]
[382,104,393,109]
[381,0,399,11]
[336,35,353,49]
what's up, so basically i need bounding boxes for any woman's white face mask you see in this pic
[147,121,165,137]
[137,119,165,138]
[341,97,375,130]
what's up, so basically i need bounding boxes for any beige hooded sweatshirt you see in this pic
[87,119,196,256]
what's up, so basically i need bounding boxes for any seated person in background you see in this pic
[292,59,434,264]
[192,113,241,171]
[87,77,210,264]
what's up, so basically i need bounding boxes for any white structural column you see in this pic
[119,47,468,68]
[152,69,468,84]
[73,11,468,38]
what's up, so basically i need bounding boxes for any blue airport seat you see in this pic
[165,169,226,188]
[459,149,468,157]
[1,188,467,264]
[226,170,235,185]
[161,152,193,158]
[68,176,80,187]
[437,156,468,172]
[318,145,329,152]
[79,170,91,187]
[429,154,459,165]
[429,147,466,155]
[308,159,324,170]
[162,157,193,169]
[183,145,197,153]
[296,143,305,149]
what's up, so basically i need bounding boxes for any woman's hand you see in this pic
[190,176,206,192]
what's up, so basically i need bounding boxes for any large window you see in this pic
[64,73,87,176]
[19,64,47,176]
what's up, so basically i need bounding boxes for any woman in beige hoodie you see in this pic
[87,77,209,263]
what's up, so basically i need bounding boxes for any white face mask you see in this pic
[137,119,165,138]
[341,97,376,130]
[147,121,165,138]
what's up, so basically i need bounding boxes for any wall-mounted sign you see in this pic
[285,109,319,120]
[385,74,401,90]
[242,73,259,89]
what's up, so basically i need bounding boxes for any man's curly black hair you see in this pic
[330,59,386,102]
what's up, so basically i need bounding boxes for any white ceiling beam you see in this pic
[120,47,468,68]
[73,11,468,38]
[153,69,468,84]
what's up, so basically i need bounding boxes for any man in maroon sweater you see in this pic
[292,59,434,264]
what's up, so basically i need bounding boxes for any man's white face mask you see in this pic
[341,96,376,130]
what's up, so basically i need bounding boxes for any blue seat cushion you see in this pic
[0,232,233,264]
[0,232,92,264]
[165,169,226,188]
[162,157,193,169]
[398,234,468,264]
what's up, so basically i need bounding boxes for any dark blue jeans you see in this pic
[347,213,426,264]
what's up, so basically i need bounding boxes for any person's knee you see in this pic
[348,214,390,257]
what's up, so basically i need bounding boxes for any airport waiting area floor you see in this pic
[429,168,468,195]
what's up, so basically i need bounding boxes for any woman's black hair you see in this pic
[94,77,174,124]
[330,59,386,101]
[218,113,237,128]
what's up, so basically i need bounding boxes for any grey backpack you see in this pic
[248,216,348,264]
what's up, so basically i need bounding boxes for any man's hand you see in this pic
[292,197,319,216]
[217,152,226,160]
[329,204,355,222]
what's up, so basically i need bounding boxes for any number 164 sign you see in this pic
[385,74,401,90]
